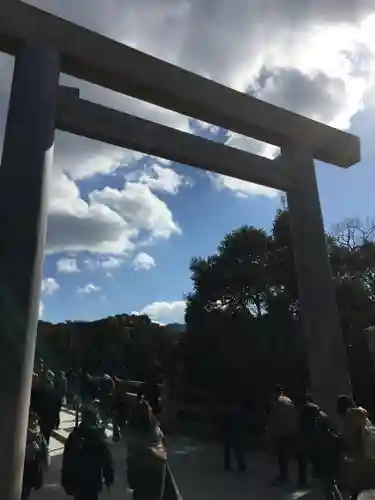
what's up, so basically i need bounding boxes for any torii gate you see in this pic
[0,1,360,498]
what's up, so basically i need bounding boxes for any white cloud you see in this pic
[178,2,375,93]
[84,256,124,270]
[101,257,124,269]
[77,283,101,294]
[56,257,80,273]
[44,163,182,255]
[252,64,370,131]
[132,252,156,271]
[226,134,279,159]
[139,300,186,324]
[208,134,280,198]
[39,301,44,318]
[46,168,139,255]
[125,164,193,195]
[41,277,60,295]
[83,259,98,271]
[90,182,181,240]
[54,132,144,181]
[209,174,280,199]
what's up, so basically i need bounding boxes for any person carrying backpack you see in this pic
[22,410,48,500]
[61,408,114,500]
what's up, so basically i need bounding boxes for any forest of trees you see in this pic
[37,208,375,414]
[36,314,181,382]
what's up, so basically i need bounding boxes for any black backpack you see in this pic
[61,428,102,495]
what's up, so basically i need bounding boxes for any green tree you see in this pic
[183,210,307,405]
[183,209,375,412]
[36,313,181,381]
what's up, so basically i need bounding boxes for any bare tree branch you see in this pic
[331,217,375,249]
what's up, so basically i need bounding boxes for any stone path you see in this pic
[32,409,374,500]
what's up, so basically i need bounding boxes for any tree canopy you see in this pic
[36,314,182,382]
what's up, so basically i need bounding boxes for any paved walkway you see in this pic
[32,409,374,500]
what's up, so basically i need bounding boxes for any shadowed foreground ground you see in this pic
[32,409,375,500]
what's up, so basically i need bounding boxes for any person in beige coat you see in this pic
[337,395,375,500]
[268,385,298,484]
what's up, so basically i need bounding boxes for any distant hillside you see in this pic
[36,313,183,376]
[165,323,186,333]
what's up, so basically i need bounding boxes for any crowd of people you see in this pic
[23,361,176,500]
[22,360,375,500]
[22,365,63,499]
[219,385,375,500]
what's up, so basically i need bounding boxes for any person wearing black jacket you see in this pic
[61,409,114,500]
[296,394,320,486]
[219,402,247,472]
[32,380,61,446]
[312,408,343,500]
[22,410,48,500]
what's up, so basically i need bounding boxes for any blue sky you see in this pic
[6,1,375,324]
[41,151,282,324]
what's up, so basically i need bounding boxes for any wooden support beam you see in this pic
[56,87,290,192]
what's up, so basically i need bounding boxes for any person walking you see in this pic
[337,395,375,500]
[125,399,167,500]
[61,408,114,500]
[296,393,319,487]
[219,401,247,472]
[38,388,61,446]
[31,370,61,446]
[268,385,298,484]
[311,406,343,500]
[22,410,48,500]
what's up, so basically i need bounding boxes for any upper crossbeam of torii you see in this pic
[0,0,359,167]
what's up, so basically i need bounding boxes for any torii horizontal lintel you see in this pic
[0,0,360,168]
[56,87,290,192]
